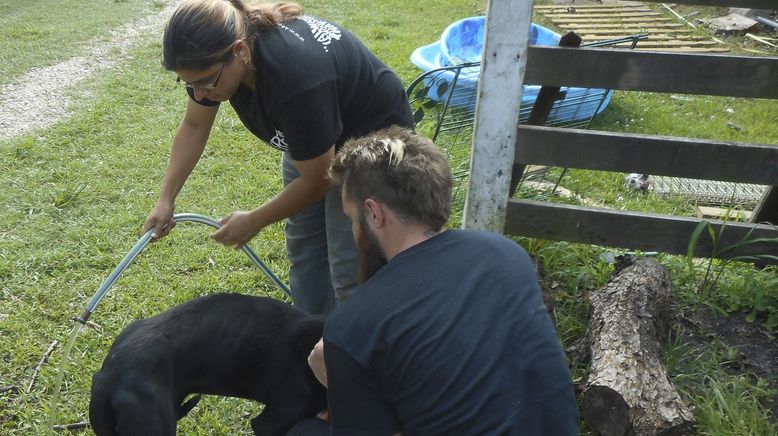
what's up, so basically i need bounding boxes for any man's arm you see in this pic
[323,341,402,435]
[308,338,328,388]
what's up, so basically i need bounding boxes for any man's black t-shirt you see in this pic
[324,230,579,435]
[187,16,413,161]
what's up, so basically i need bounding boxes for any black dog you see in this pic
[89,293,326,435]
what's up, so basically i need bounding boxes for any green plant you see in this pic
[710,263,778,331]
[686,219,778,295]
[692,376,776,436]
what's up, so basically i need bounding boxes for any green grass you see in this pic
[665,336,778,436]
[0,0,167,86]
[1,0,777,434]
[0,0,483,434]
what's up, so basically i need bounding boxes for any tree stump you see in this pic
[582,258,695,435]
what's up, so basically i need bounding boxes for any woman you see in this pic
[144,0,414,315]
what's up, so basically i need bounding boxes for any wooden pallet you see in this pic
[534,1,728,53]
[570,23,690,30]
[696,206,754,221]
[580,34,708,41]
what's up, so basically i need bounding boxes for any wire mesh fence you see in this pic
[407,60,615,211]
[650,176,768,208]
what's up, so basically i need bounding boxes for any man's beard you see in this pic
[357,214,387,284]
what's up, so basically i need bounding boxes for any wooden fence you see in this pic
[466,0,778,261]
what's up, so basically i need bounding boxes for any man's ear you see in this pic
[363,198,385,229]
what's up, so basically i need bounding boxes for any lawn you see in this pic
[1,0,776,434]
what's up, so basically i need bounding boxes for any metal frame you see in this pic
[407,33,647,206]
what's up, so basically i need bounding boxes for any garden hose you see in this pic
[75,213,291,324]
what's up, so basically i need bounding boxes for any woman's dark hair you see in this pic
[162,0,303,71]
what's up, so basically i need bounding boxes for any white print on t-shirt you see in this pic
[270,129,289,151]
[278,23,305,42]
[299,16,342,52]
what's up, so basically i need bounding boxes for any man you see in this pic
[302,126,579,435]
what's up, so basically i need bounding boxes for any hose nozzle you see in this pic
[74,309,91,325]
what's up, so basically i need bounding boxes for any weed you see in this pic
[683,219,778,328]
[692,376,776,435]
[52,184,87,209]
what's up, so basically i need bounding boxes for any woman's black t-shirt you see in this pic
[187,16,414,161]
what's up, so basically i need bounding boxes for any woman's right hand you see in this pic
[143,201,176,240]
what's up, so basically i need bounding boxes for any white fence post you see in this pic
[463,0,534,231]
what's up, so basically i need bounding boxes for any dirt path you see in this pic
[0,1,180,142]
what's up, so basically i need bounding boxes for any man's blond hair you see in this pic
[329,126,453,230]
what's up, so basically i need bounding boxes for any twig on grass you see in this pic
[52,421,90,431]
[746,33,778,48]
[662,3,697,29]
[743,48,771,55]
[27,340,59,392]
[661,3,726,45]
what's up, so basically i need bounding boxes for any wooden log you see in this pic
[583,258,695,435]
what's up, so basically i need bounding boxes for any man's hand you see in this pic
[308,338,327,388]
[210,211,261,249]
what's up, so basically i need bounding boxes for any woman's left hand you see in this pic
[210,211,262,249]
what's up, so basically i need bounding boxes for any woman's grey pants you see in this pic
[282,152,359,315]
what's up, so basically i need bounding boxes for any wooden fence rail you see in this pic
[467,0,778,262]
[505,200,778,260]
[515,126,778,185]
[525,47,778,98]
